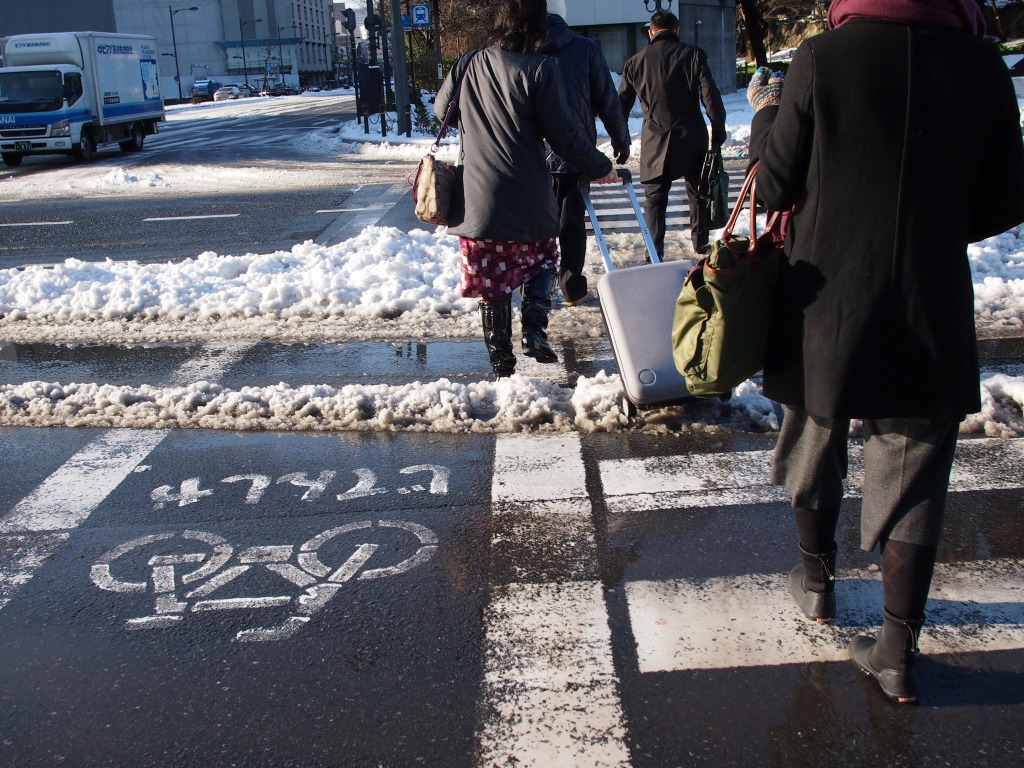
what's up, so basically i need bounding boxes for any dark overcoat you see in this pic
[758,20,1024,420]
[435,47,612,242]
[617,31,726,184]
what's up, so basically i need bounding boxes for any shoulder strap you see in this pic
[433,50,479,151]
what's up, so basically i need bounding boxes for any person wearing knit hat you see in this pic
[745,67,785,175]
[539,0,631,305]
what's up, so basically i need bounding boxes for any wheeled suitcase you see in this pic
[580,170,694,412]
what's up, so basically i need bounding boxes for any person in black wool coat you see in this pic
[750,0,1024,706]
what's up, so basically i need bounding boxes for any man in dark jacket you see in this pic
[754,0,1024,705]
[539,0,630,305]
[618,10,726,258]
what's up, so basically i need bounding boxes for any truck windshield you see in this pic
[0,71,63,113]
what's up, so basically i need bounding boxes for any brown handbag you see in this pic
[411,52,477,226]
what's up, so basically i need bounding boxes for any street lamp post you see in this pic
[168,5,198,101]
[239,17,264,88]
[277,25,298,87]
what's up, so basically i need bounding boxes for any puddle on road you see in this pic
[0,339,503,388]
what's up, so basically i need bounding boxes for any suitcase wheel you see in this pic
[621,396,638,420]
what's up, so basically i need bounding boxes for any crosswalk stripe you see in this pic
[598,437,1024,514]
[584,165,746,232]
[0,340,256,612]
[477,434,630,767]
[0,431,166,534]
[626,557,1024,673]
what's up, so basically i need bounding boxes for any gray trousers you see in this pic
[771,406,959,551]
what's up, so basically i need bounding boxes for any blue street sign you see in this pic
[411,4,430,27]
[401,13,411,31]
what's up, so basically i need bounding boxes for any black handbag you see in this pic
[698,148,729,229]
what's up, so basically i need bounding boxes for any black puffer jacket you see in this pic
[435,47,612,242]
[537,14,630,174]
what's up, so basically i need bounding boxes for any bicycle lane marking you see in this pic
[0,340,255,612]
[476,433,630,767]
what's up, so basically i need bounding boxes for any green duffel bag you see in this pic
[672,164,785,398]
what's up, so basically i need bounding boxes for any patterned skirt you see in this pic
[459,237,558,301]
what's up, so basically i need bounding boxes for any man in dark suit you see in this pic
[618,10,726,258]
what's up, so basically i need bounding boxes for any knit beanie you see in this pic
[547,0,567,19]
[747,67,786,112]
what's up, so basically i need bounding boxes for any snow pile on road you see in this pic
[0,227,476,334]
[1,224,1022,338]
[1,368,1020,436]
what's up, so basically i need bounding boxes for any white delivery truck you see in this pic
[0,31,165,167]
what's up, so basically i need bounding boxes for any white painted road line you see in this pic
[478,582,630,767]
[0,431,167,534]
[478,434,630,767]
[0,532,72,612]
[143,214,241,221]
[317,182,411,245]
[599,437,1024,514]
[626,558,1024,673]
[167,340,256,387]
[0,221,74,227]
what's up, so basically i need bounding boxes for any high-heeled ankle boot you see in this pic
[789,542,837,622]
[520,269,558,363]
[480,301,515,378]
[850,608,924,704]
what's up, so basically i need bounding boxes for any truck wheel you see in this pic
[1,152,23,167]
[119,124,145,153]
[73,130,95,162]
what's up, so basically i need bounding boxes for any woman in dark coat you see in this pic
[435,0,617,378]
[754,0,1024,704]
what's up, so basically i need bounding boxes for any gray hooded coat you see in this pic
[435,46,613,242]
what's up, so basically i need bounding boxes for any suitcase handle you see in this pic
[579,168,660,271]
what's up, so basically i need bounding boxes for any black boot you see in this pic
[520,269,558,364]
[480,301,515,378]
[789,543,836,622]
[850,608,924,705]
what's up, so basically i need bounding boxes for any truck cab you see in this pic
[0,64,88,164]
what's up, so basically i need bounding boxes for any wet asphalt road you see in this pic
[2,423,1024,765]
[1,100,1023,767]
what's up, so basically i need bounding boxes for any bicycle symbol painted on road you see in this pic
[90,520,437,642]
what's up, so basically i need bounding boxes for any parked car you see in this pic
[213,85,241,101]
[236,84,258,98]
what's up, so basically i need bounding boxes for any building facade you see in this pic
[0,0,735,99]
[567,0,735,91]
[0,0,339,99]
